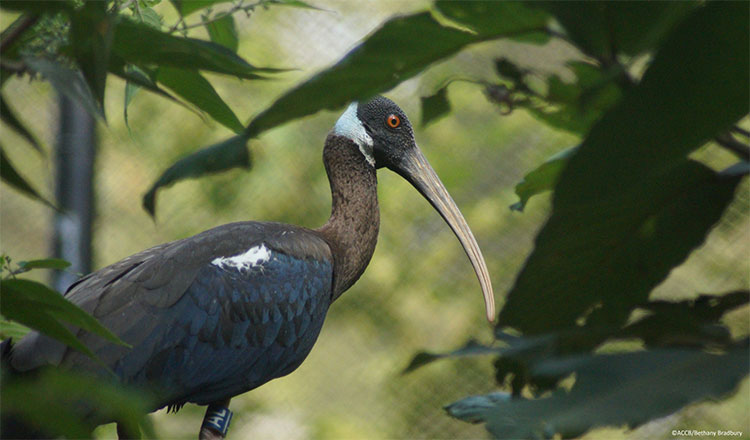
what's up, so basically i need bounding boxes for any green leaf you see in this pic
[138,6,162,29]
[25,57,104,120]
[502,160,744,335]
[143,134,251,216]
[477,347,749,438]
[403,340,497,374]
[170,0,230,16]
[111,16,276,79]
[245,3,549,137]
[0,94,43,153]
[499,2,750,334]
[205,13,237,52]
[155,67,243,133]
[524,62,623,135]
[69,5,113,117]
[0,145,54,208]
[510,146,577,212]
[541,1,698,60]
[1,369,155,439]
[420,85,451,127]
[0,319,30,340]
[445,392,512,424]
[0,279,130,350]
[18,258,72,271]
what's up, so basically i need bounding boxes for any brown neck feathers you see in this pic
[316,134,379,301]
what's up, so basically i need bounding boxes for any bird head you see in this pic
[333,96,496,322]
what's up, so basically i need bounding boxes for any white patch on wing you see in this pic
[212,244,271,271]
[334,102,375,166]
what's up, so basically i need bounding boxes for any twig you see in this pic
[0,14,40,54]
[715,133,750,160]
[168,0,268,34]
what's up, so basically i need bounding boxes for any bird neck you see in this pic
[316,134,380,301]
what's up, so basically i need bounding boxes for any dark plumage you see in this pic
[2,96,493,439]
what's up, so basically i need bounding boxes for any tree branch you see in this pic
[0,14,40,54]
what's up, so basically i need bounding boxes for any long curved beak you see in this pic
[393,147,495,322]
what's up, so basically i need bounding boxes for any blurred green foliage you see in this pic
[1,0,748,439]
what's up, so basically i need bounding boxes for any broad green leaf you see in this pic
[501,160,744,334]
[138,6,162,29]
[245,3,549,137]
[499,2,750,334]
[205,13,237,53]
[477,347,749,438]
[143,134,251,216]
[69,4,112,116]
[18,258,72,271]
[0,94,43,153]
[541,1,697,60]
[510,146,577,212]
[420,85,450,127]
[0,279,130,349]
[170,0,230,16]
[111,16,276,79]
[25,57,104,120]
[0,145,54,208]
[0,319,30,340]
[1,369,155,439]
[155,67,243,133]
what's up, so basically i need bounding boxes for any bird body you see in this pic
[3,97,493,439]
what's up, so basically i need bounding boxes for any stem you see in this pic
[168,0,268,33]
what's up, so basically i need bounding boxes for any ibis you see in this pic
[3,96,494,439]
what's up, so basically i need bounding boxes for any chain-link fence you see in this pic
[1,1,747,438]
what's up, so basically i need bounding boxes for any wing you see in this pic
[10,222,333,407]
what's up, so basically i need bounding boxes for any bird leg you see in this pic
[199,399,233,440]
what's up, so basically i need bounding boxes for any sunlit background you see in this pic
[1,1,747,438]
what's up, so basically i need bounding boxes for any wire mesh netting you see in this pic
[1,2,748,439]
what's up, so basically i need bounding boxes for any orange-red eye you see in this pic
[386,114,400,128]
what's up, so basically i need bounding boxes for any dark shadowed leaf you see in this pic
[0,145,54,208]
[526,62,623,135]
[403,339,498,374]
[25,57,104,120]
[246,3,549,137]
[0,1,73,12]
[445,392,512,424]
[0,279,130,352]
[205,13,238,52]
[540,1,697,60]
[1,369,155,439]
[0,95,43,152]
[111,17,277,79]
[499,2,750,334]
[156,67,244,133]
[70,4,113,117]
[143,134,251,216]
[477,347,749,439]
[510,146,577,212]
[420,85,451,127]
